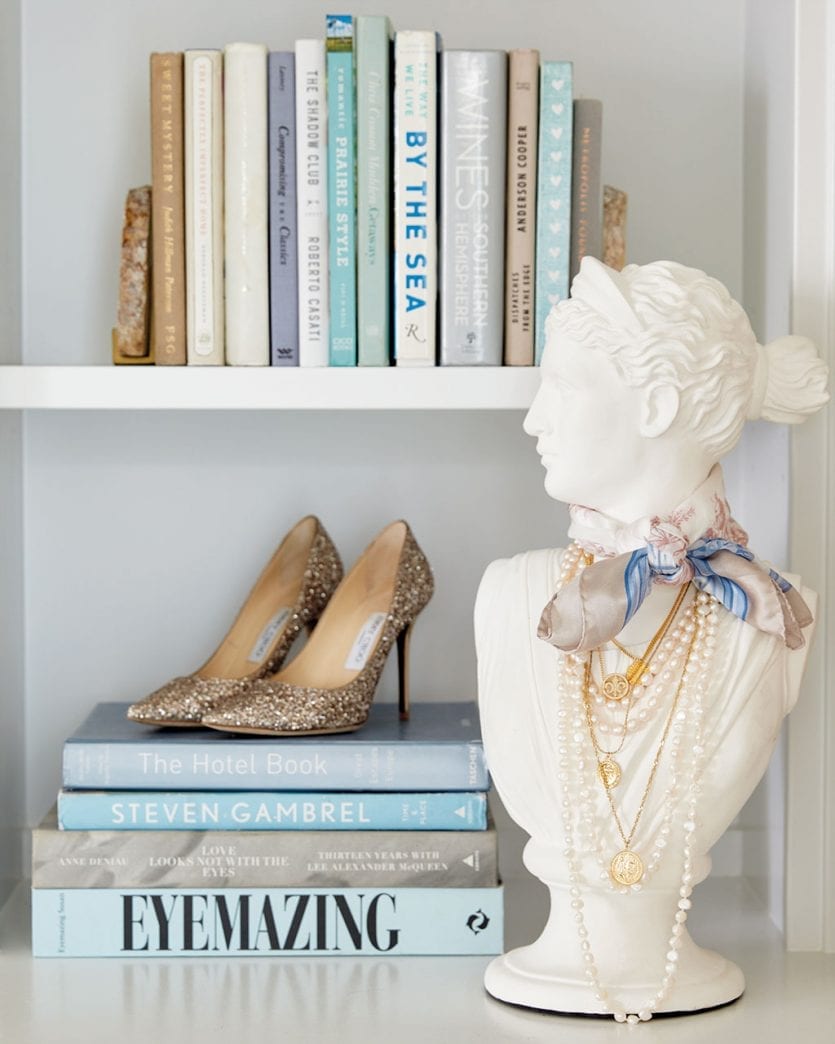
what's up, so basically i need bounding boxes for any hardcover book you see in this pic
[32,885,504,957]
[268,52,299,366]
[534,60,573,364]
[326,15,358,366]
[295,39,330,366]
[569,98,603,284]
[185,50,225,365]
[504,49,540,366]
[62,702,488,791]
[224,42,270,366]
[439,50,507,366]
[57,788,488,831]
[393,30,439,366]
[33,809,498,888]
[150,52,187,366]
[356,15,392,366]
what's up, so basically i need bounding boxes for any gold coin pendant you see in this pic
[598,757,622,789]
[602,673,630,701]
[610,849,644,886]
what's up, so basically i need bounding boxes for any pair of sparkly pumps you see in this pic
[126,517,434,736]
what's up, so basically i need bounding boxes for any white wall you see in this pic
[0,0,24,905]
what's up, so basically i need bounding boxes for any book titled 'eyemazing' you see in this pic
[57,788,488,831]
[62,702,488,791]
[439,50,507,366]
[33,811,498,889]
[32,886,504,956]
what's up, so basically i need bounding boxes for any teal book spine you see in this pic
[356,15,392,366]
[326,14,357,366]
[534,60,573,364]
[32,885,504,956]
[57,789,489,830]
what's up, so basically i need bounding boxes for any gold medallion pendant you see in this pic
[610,848,644,886]
[601,672,630,701]
[598,757,622,789]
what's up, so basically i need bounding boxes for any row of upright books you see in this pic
[32,701,503,956]
[113,13,627,369]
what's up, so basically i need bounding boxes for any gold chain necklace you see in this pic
[597,582,689,701]
[582,609,700,886]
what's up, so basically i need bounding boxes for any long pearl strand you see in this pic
[553,544,717,1022]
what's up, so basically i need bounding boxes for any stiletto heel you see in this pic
[397,624,412,721]
[126,516,343,727]
[202,520,433,736]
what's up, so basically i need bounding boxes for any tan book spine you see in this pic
[603,185,627,271]
[150,52,187,365]
[504,49,539,366]
[113,185,152,359]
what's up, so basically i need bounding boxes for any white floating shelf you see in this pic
[0,365,541,411]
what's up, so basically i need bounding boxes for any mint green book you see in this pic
[326,14,357,366]
[534,60,573,364]
[356,15,392,366]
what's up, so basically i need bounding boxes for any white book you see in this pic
[185,50,224,365]
[393,31,438,366]
[224,42,269,366]
[295,38,330,367]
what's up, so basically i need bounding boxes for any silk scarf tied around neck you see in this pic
[537,465,813,654]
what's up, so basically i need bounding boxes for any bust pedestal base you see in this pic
[485,871,745,1016]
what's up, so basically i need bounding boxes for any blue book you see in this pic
[32,885,504,956]
[326,14,357,366]
[268,52,299,365]
[57,788,489,830]
[534,60,573,364]
[62,702,488,792]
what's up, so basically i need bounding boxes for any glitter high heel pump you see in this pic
[126,516,343,727]
[201,520,434,736]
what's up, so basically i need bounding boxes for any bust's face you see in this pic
[523,324,652,509]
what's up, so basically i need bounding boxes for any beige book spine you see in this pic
[504,49,539,366]
[150,52,187,365]
[185,50,225,365]
[603,185,628,271]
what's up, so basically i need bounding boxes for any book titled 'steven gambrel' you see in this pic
[62,702,488,791]
[32,886,504,957]
[57,787,489,830]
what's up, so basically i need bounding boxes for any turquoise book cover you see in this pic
[327,14,358,366]
[534,60,573,364]
[356,15,392,366]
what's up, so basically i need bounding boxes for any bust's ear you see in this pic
[639,383,680,438]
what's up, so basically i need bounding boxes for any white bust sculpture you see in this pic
[475,258,829,1023]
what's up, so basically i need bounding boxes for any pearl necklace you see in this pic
[552,542,717,1022]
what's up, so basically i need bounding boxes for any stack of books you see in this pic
[114,12,627,368]
[31,701,503,957]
